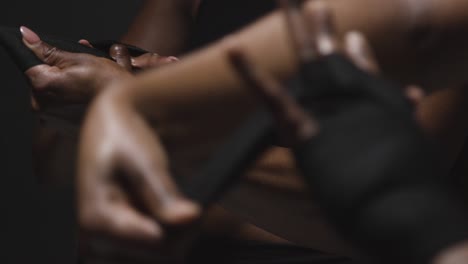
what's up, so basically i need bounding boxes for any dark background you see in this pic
[0,1,144,263]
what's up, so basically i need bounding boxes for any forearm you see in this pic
[121,0,196,55]
[120,0,468,122]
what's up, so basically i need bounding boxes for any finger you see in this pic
[100,203,163,243]
[344,31,380,74]
[278,0,316,61]
[31,94,40,111]
[25,64,65,91]
[303,0,339,56]
[228,48,318,144]
[79,39,94,48]
[405,85,425,106]
[25,64,76,103]
[109,44,132,71]
[131,53,179,70]
[114,115,201,226]
[121,146,201,226]
[20,26,73,67]
[79,183,163,244]
[79,148,164,248]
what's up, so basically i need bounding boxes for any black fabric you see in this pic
[0,26,148,72]
[184,55,468,263]
[188,236,359,264]
[179,108,275,205]
[83,236,361,264]
[179,69,307,205]
[293,55,468,264]
[0,26,150,135]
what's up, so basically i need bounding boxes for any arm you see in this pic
[78,0,468,251]
[120,0,198,55]
[120,0,468,117]
[225,18,468,264]
[107,0,468,180]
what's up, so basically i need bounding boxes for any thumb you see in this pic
[109,44,132,71]
[20,26,71,66]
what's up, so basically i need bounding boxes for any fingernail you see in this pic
[309,1,337,55]
[346,31,364,56]
[167,56,179,62]
[20,26,41,45]
[110,44,130,58]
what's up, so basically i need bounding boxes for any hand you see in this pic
[78,39,180,71]
[230,2,466,264]
[21,26,133,108]
[228,0,425,146]
[78,82,200,259]
[23,27,179,111]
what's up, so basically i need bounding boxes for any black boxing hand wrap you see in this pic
[293,54,468,263]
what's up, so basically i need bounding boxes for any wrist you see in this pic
[433,240,468,264]
[98,77,152,123]
[96,71,133,94]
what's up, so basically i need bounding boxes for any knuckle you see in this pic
[42,46,62,65]
[30,73,51,91]
[110,44,129,59]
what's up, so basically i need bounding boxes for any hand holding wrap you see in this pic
[294,54,468,263]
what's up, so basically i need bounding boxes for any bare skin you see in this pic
[22,26,180,111]
[76,0,435,257]
[21,0,468,258]
[121,0,199,55]
[78,0,468,248]
[225,6,468,264]
[21,25,287,263]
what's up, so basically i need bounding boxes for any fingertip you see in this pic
[160,200,201,226]
[305,0,337,56]
[405,85,425,105]
[345,30,380,74]
[167,56,179,62]
[114,210,164,242]
[345,30,371,56]
[20,26,41,46]
[110,44,130,58]
[138,219,164,241]
[344,31,365,59]
[78,39,93,48]
[109,44,132,70]
[155,56,180,66]
[345,31,364,45]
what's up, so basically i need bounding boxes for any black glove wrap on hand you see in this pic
[294,54,468,264]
